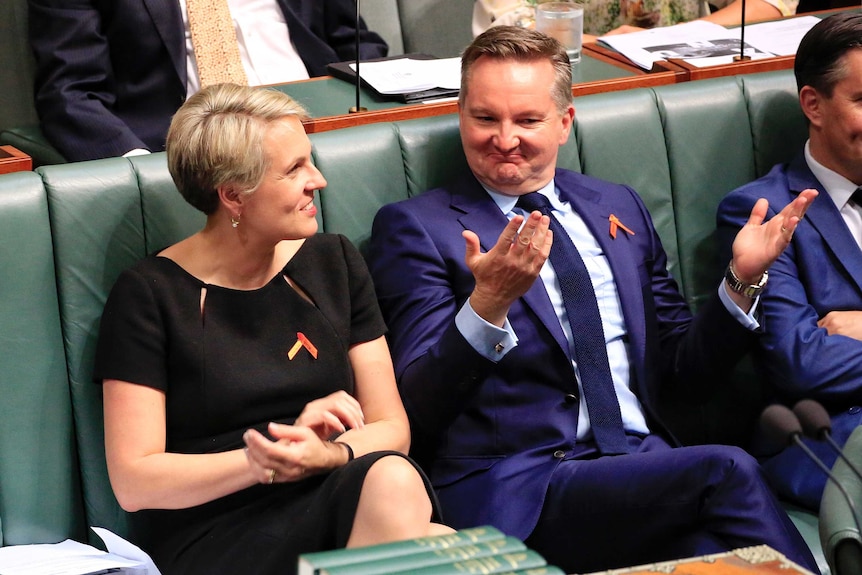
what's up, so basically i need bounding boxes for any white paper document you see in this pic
[739,16,821,56]
[598,17,819,70]
[350,57,461,95]
[0,527,161,575]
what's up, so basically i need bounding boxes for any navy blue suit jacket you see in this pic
[369,169,756,537]
[718,152,862,509]
[28,0,388,162]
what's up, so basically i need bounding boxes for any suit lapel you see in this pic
[789,155,862,293]
[143,0,186,84]
[450,175,572,357]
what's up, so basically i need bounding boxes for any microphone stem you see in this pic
[825,431,862,486]
[793,435,862,536]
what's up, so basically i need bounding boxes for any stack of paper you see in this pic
[0,527,160,575]
[349,57,461,96]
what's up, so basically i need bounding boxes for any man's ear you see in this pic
[799,86,822,127]
[559,104,575,145]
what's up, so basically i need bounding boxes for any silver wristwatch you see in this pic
[724,261,768,298]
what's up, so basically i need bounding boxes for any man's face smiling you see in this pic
[459,56,574,196]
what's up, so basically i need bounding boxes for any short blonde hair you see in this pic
[167,83,310,214]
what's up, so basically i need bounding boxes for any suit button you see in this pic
[564,393,578,404]
[553,450,566,459]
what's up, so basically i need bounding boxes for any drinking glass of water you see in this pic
[535,2,585,64]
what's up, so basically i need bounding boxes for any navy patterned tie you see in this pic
[517,192,630,455]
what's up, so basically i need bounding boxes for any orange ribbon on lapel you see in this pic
[609,214,635,239]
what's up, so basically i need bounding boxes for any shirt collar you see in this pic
[481,179,559,215]
[805,140,859,209]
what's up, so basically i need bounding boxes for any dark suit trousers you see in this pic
[525,435,818,573]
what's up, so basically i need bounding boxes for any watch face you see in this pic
[725,265,767,298]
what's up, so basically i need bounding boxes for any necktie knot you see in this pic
[516,192,552,214]
[851,187,862,207]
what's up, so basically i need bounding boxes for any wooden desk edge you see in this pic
[666,54,796,80]
[0,145,33,174]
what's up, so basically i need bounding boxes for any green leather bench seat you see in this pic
[1,68,840,574]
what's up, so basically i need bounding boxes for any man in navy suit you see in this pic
[718,13,862,512]
[28,0,387,162]
[368,25,818,573]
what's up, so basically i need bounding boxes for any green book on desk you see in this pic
[381,548,548,575]
[297,526,505,575]
[320,536,525,575]
[495,568,565,575]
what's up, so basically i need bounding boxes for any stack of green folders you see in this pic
[297,526,565,575]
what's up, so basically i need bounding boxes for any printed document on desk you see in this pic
[739,16,820,56]
[598,21,774,70]
[349,57,461,95]
[0,527,160,575]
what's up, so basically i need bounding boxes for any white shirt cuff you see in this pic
[455,298,519,362]
[718,281,761,331]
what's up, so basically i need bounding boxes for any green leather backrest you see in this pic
[0,172,85,545]
[395,0,474,58]
[573,88,679,287]
[739,70,808,178]
[655,76,757,311]
[311,122,408,254]
[38,156,203,544]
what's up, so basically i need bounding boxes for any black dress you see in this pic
[94,234,438,575]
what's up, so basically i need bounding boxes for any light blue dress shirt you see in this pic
[454,179,759,441]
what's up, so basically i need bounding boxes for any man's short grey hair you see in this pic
[460,25,573,115]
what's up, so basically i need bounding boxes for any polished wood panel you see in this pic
[0,145,32,174]
[665,54,795,80]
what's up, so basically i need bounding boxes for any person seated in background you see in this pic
[368,24,818,574]
[717,12,862,512]
[94,83,450,575]
[28,0,388,162]
[472,0,795,42]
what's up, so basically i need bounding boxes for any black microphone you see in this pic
[794,398,862,484]
[349,0,367,114]
[759,404,862,534]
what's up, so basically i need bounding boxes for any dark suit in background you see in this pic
[28,0,387,161]
[718,154,862,510]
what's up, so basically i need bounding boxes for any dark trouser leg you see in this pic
[525,435,818,573]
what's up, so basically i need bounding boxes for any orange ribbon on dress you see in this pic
[287,332,318,360]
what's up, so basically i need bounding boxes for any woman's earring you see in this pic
[231,213,241,228]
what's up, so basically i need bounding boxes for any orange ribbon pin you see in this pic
[608,214,635,239]
[287,332,318,360]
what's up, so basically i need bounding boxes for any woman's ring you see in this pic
[267,469,276,484]
[781,226,788,234]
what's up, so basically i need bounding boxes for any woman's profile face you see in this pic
[239,116,327,241]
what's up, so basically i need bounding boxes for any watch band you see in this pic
[724,261,768,298]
